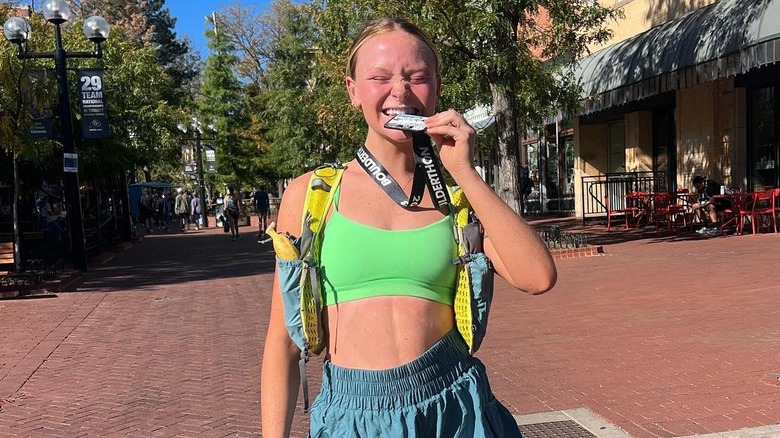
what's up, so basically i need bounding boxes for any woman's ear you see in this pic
[345,76,361,109]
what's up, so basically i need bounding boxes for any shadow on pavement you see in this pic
[63,228,276,293]
[527,216,737,247]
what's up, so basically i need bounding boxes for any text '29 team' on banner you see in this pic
[78,69,109,139]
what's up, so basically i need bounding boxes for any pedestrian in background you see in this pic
[190,193,203,231]
[175,188,189,231]
[139,189,154,233]
[159,192,172,232]
[519,164,533,216]
[224,192,240,240]
[152,190,164,230]
[253,186,270,241]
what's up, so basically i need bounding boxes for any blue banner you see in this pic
[78,69,110,139]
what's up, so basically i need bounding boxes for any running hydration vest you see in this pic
[266,164,494,412]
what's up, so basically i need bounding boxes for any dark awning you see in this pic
[574,0,780,115]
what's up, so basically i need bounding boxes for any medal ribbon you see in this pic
[356,132,450,208]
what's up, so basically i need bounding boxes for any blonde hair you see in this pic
[346,18,441,80]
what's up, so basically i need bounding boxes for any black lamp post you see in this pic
[178,118,216,228]
[3,0,110,272]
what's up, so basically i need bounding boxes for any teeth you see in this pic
[385,108,415,116]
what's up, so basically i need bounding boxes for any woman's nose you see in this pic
[391,78,409,98]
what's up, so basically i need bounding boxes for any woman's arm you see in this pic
[424,110,556,295]
[260,276,304,437]
[260,173,312,437]
[451,169,556,294]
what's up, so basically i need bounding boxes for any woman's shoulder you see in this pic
[275,171,317,234]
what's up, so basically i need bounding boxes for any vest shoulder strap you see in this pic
[299,165,346,260]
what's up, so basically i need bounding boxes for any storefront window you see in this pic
[749,86,777,191]
[608,121,626,173]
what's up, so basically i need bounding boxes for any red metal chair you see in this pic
[750,189,778,234]
[653,192,685,231]
[605,194,639,231]
[771,188,780,232]
[731,192,756,235]
[718,192,744,235]
[674,190,698,229]
[625,191,653,228]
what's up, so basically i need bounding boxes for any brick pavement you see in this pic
[0,218,779,437]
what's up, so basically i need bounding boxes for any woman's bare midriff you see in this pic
[325,295,455,369]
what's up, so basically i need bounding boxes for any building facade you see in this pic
[570,0,780,219]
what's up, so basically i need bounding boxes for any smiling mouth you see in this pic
[383,108,418,116]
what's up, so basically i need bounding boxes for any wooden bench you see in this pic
[0,241,15,275]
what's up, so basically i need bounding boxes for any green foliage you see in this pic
[0,6,73,183]
[257,2,325,174]
[78,25,183,185]
[1,0,619,213]
[142,0,199,97]
[195,13,259,194]
[315,0,618,123]
[0,4,187,189]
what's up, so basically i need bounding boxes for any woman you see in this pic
[261,18,557,437]
[224,193,240,240]
[190,192,203,231]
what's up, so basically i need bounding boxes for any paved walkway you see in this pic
[1,217,779,437]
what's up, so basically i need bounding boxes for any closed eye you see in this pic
[409,75,430,84]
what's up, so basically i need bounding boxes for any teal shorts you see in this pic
[309,328,521,438]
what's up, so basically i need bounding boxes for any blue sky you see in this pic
[166,0,273,58]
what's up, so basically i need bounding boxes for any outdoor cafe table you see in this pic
[710,191,752,235]
[624,191,653,228]
[623,190,696,230]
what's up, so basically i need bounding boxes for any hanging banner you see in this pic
[181,145,197,174]
[204,145,218,174]
[26,70,53,139]
[77,69,110,139]
[29,106,53,139]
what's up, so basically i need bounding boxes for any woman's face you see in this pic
[346,30,440,145]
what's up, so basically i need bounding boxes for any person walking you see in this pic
[159,192,172,232]
[224,192,240,240]
[519,164,533,216]
[253,186,270,241]
[139,189,154,233]
[260,18,557,438]
[190,193,203,231]
[174,189,189,231]
[152,191,164,230]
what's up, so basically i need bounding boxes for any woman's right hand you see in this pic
[423,109,477,180]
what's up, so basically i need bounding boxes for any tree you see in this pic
[315,0,618,212]
[95,27,183,183]
[217,0,361,180]
[219,1,277,87]
[142,0,199,93]
[76,0,152,46]
[197,12,257,194]
[255,1,330,174]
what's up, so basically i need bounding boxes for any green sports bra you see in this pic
[319,188,457,306]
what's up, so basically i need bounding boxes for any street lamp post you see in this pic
[3,0,110,272]
[178,118,215,228]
